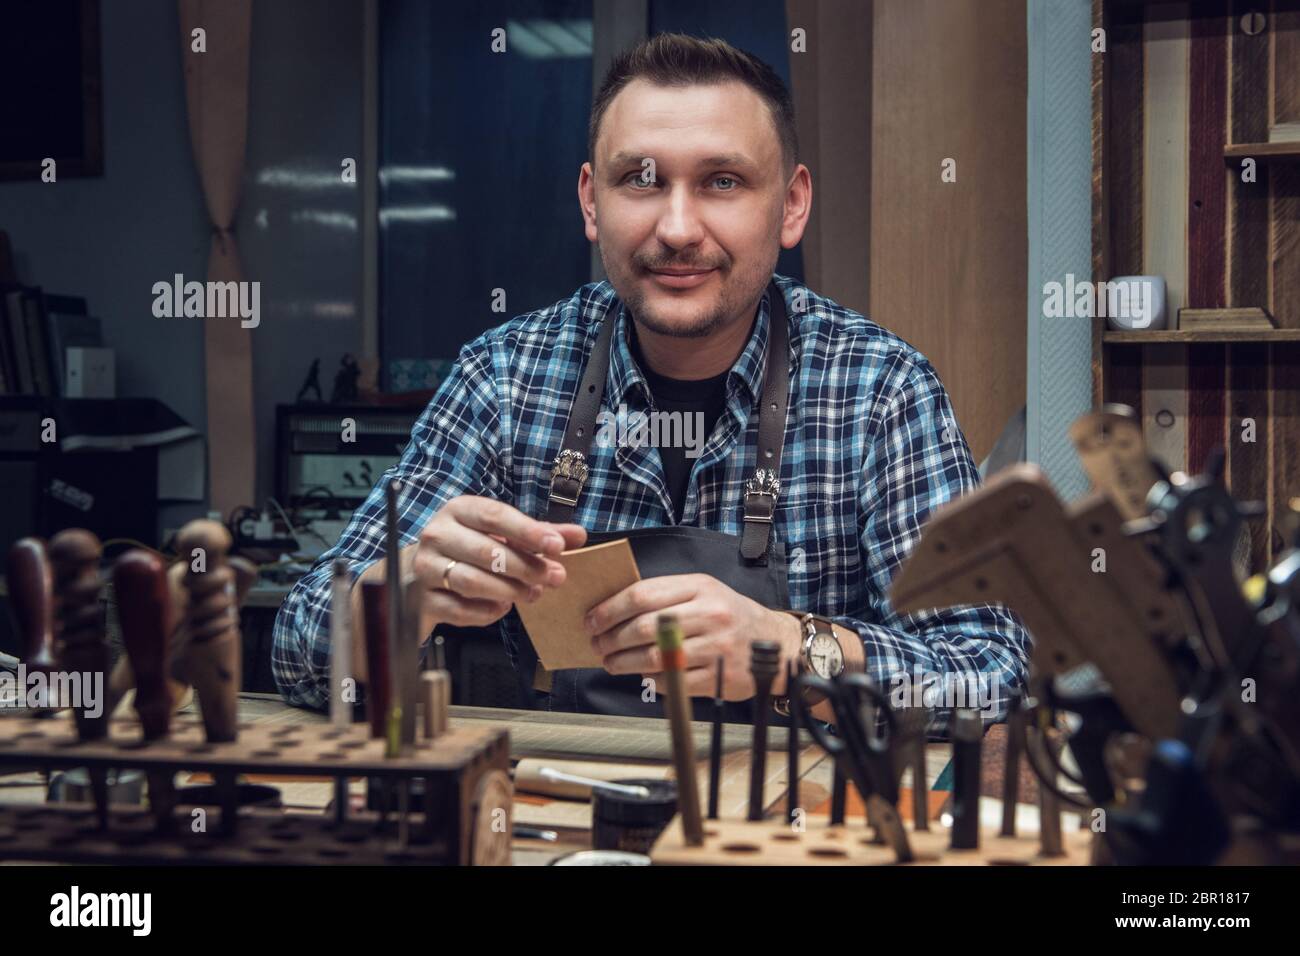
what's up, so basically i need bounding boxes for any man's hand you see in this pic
[350,496,583,683]
[585,573,803,701]
[410,496,586,628]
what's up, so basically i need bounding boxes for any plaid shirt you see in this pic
[273,274,1031,731]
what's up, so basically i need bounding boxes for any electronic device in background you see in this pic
[0,397,197,548]
[275,403,421,512]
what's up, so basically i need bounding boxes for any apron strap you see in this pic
[545,313,616,523]
[546,280,791,561]
[740,284,790,561]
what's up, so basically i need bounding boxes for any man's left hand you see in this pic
[585,573,801,701]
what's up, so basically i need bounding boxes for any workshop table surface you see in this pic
[1,693,1068,865]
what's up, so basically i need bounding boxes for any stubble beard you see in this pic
[601,247,773,340]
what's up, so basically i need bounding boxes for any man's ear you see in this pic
[780,163,813,250]
[578,163,598,243]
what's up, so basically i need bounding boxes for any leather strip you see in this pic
[545,313,616,523]
[740,285,790,560]
[547,281,791,562]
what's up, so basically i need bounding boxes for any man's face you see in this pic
[580,79,803,339]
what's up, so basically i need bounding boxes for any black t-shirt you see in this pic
[631,340,730,522]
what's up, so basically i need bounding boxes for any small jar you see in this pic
[591,778,678,854]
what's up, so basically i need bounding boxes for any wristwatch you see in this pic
[772,612,845,716]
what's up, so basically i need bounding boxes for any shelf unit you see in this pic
[1104,329,1300,343]
[1091,0,1300,572]
[1223,142,1300,161]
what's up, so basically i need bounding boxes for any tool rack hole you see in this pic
[808,847,849,858]
[720,842,761,853]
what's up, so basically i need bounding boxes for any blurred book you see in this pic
[1178,307,1276,332]
[1,285,32,394]
[0,288,100,397]
[20,288,54,396]
[1269,122,1300,144]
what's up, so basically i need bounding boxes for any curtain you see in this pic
[178,0,254,517]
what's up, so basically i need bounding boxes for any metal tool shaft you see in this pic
[747,640,781,821]
[384,481,408,756]
[950,708,982,850]
[1000,706,1023,837]
[911,739,929,831]
[787,661,800,823]
[830,763,847,825]
[708,656,723,820]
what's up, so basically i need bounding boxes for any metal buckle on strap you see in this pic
[548,449,589,507]
[743,467,781,523]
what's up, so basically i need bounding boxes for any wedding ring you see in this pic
[441,559,459,592]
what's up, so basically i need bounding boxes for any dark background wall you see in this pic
[0,0,366,526]
[0,0,209,530]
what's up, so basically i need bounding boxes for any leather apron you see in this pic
[518,280,792,724]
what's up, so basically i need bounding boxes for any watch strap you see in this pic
[772,612,837,715]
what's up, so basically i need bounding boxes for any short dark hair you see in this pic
[588,33,798,173]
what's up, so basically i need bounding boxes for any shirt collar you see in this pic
[603,281,778,407]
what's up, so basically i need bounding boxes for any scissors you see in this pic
[795,671,914,862]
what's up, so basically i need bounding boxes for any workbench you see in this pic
[0,692,1078,865]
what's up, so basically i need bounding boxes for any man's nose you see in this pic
[654,185,706,251]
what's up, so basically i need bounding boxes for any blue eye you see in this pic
[712,176,739,190]
[625,171,656,189]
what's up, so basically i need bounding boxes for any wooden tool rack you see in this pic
[0,713,511,865]
[651,816,1095,866]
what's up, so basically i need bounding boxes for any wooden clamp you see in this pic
[888,464,1181,740]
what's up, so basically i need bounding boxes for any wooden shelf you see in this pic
[1223,142,1300,162]
[1103,329,1300,344]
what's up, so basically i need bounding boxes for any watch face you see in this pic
[807,632,843,678]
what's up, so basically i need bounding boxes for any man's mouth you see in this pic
[645,267,717,290]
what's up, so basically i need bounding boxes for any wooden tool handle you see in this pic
[175,520,236,645]
[173,519,240,743]
[112,550,172,740]
[176,518,231,563]
[48,529,104,651]
[5,538,56,668]
[360,580,391,740]
[47,529,108,738]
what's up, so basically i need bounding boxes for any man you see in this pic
[273,34,1030,732]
